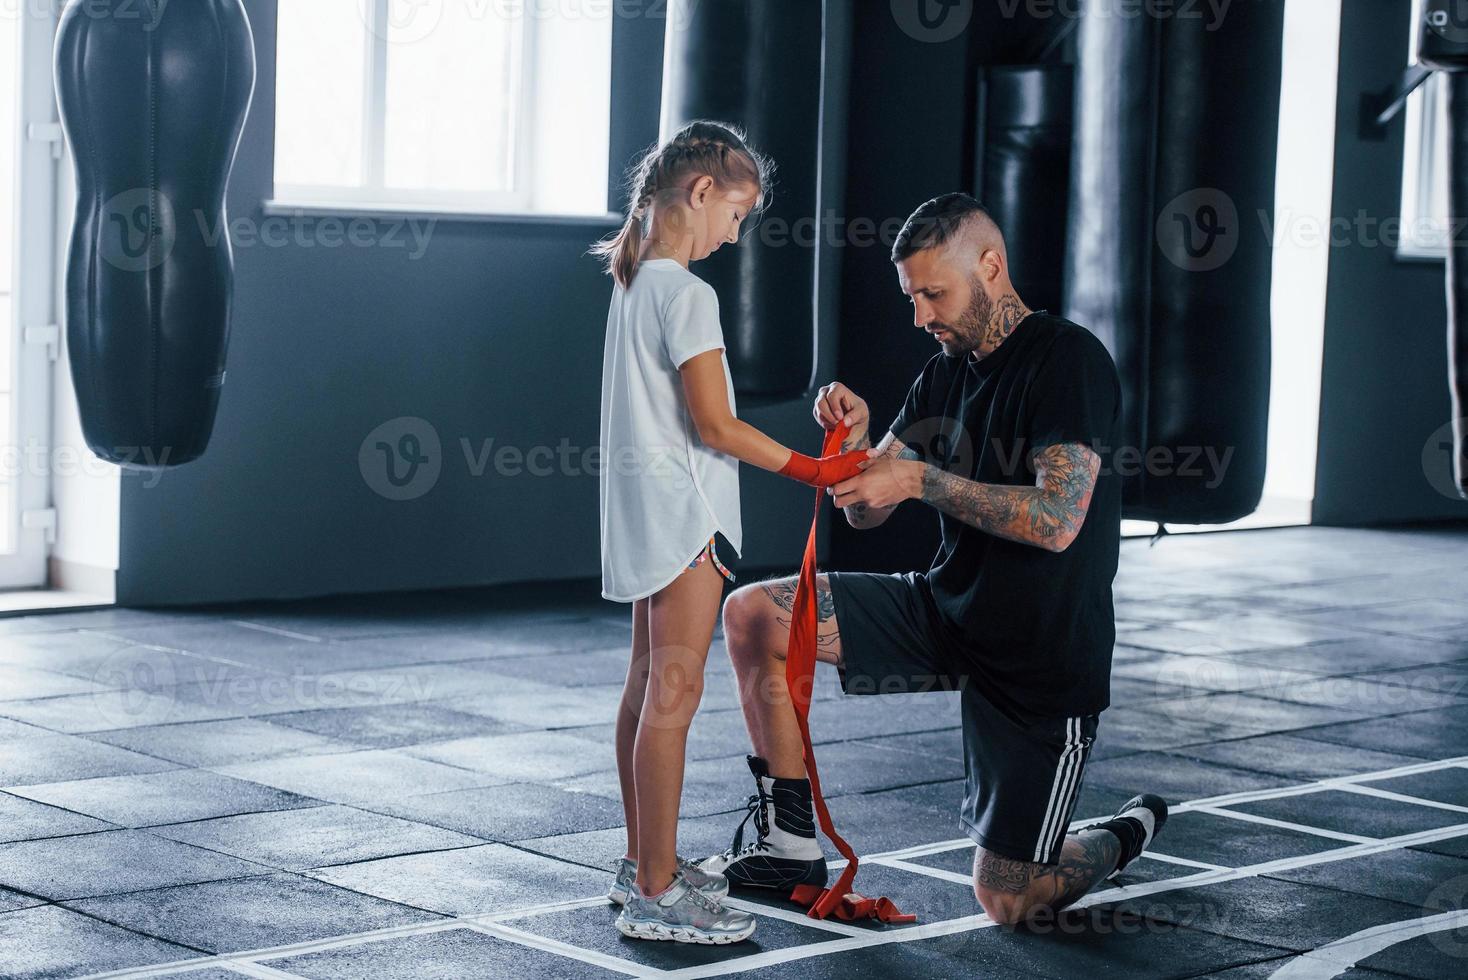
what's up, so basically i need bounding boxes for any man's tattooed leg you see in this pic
[761,576,839,651]
[973,828,1122,924]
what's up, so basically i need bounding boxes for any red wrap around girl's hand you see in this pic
[779,447,869,487]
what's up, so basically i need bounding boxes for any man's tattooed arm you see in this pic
[919,441,1099,552]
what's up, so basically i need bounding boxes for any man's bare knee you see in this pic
[722,584,784,666]
[973,849,1048,925]
[975,885,1032,925]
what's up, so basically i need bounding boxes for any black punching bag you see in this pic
[1147,1,1282,524]
[55,0,255,467]
[1423,0,1468,499]
[1066,0,1283,525]
[974,65,1073,318]
[1449,74,1468,499]
[660,0,820,399]
[1064,4,1158,516]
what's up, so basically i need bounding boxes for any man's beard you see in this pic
[932,278,993,357]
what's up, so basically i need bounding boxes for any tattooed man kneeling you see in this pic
[698,193,1168,926]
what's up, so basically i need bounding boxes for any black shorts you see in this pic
[827,570,1099,866]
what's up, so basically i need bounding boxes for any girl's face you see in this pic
[679,177,760,261]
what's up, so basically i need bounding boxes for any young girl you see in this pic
[592,120,867,945]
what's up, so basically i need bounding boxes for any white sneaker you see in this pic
[614,871,756,945]
[607,854,729,905]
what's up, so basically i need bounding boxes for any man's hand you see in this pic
[828,450,923,511]
[813,382,870,444]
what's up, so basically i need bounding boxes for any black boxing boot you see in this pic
[698,756,827,891]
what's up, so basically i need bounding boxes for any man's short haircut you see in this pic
[891,192,1004,264]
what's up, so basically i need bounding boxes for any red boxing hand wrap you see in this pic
[782,420,912,925]
[779,451,822,485]
[780,448,867,488]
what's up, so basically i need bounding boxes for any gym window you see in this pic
[272,0,612,218]
[1400,0,1450,260]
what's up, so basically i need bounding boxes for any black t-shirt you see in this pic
[890,311,1122,723]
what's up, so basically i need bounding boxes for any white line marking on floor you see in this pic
[868,856,975,888]
[1175,755,1468,812]
[1068,819,1468,908]
[465,921,663,977]
[655,912,996,980]
[652,823,1468,978]
[215,962,308,980]
[477,895,612,924]
[230,621,325,642]
[69,754,1468,980]
[717,897,873,938]
[1265,908,1468,980]
[1189,805,1380,844]
[1329,781,1468,814]
[859,838,973,862]
[1134,851,1231,872]
[75,920,472,979]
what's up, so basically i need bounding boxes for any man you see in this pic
[700,193,1167,926]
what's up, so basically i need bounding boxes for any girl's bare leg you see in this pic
[615,597,651,860]
[634,557,724,895]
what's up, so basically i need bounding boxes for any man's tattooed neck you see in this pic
[974,294,1030,361]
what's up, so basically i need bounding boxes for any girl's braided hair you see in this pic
[591,120,773,289]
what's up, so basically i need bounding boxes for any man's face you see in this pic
[896,248,992,358]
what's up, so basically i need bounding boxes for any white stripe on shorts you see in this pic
[1033,717,1086,863]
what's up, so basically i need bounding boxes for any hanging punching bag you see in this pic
[1146,1,1282,524]
[1066,0,1283,525]
[1422,0,1468,499]
[1449,74,1468,499]
[1063,4,1159,517]
[55,0,255,467]
[660,0,821,399]
[975,65,1074,326]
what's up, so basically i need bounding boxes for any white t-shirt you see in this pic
[599,259,743,602]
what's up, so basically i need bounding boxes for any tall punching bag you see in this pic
[55,0,255,467]
[975,66,1074,316]
[1448,72,1468,499]
[1147,1,1282,523]
[1421,0,1468,499]
[1066,0,1283,525]
[660,0,821,399]
[1064,5,1158,517]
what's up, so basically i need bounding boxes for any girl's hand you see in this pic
[813,382,869,435]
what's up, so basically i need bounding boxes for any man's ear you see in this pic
[979,247,1004,283]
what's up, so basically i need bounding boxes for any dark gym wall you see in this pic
[116,0,851,605]
[1314,0,1468,525]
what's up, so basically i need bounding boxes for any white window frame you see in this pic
[272,0,539,215]
[1400,0,1450,260]
[0,3,63,586]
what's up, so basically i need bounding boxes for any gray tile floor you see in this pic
[1,525,1466,978]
